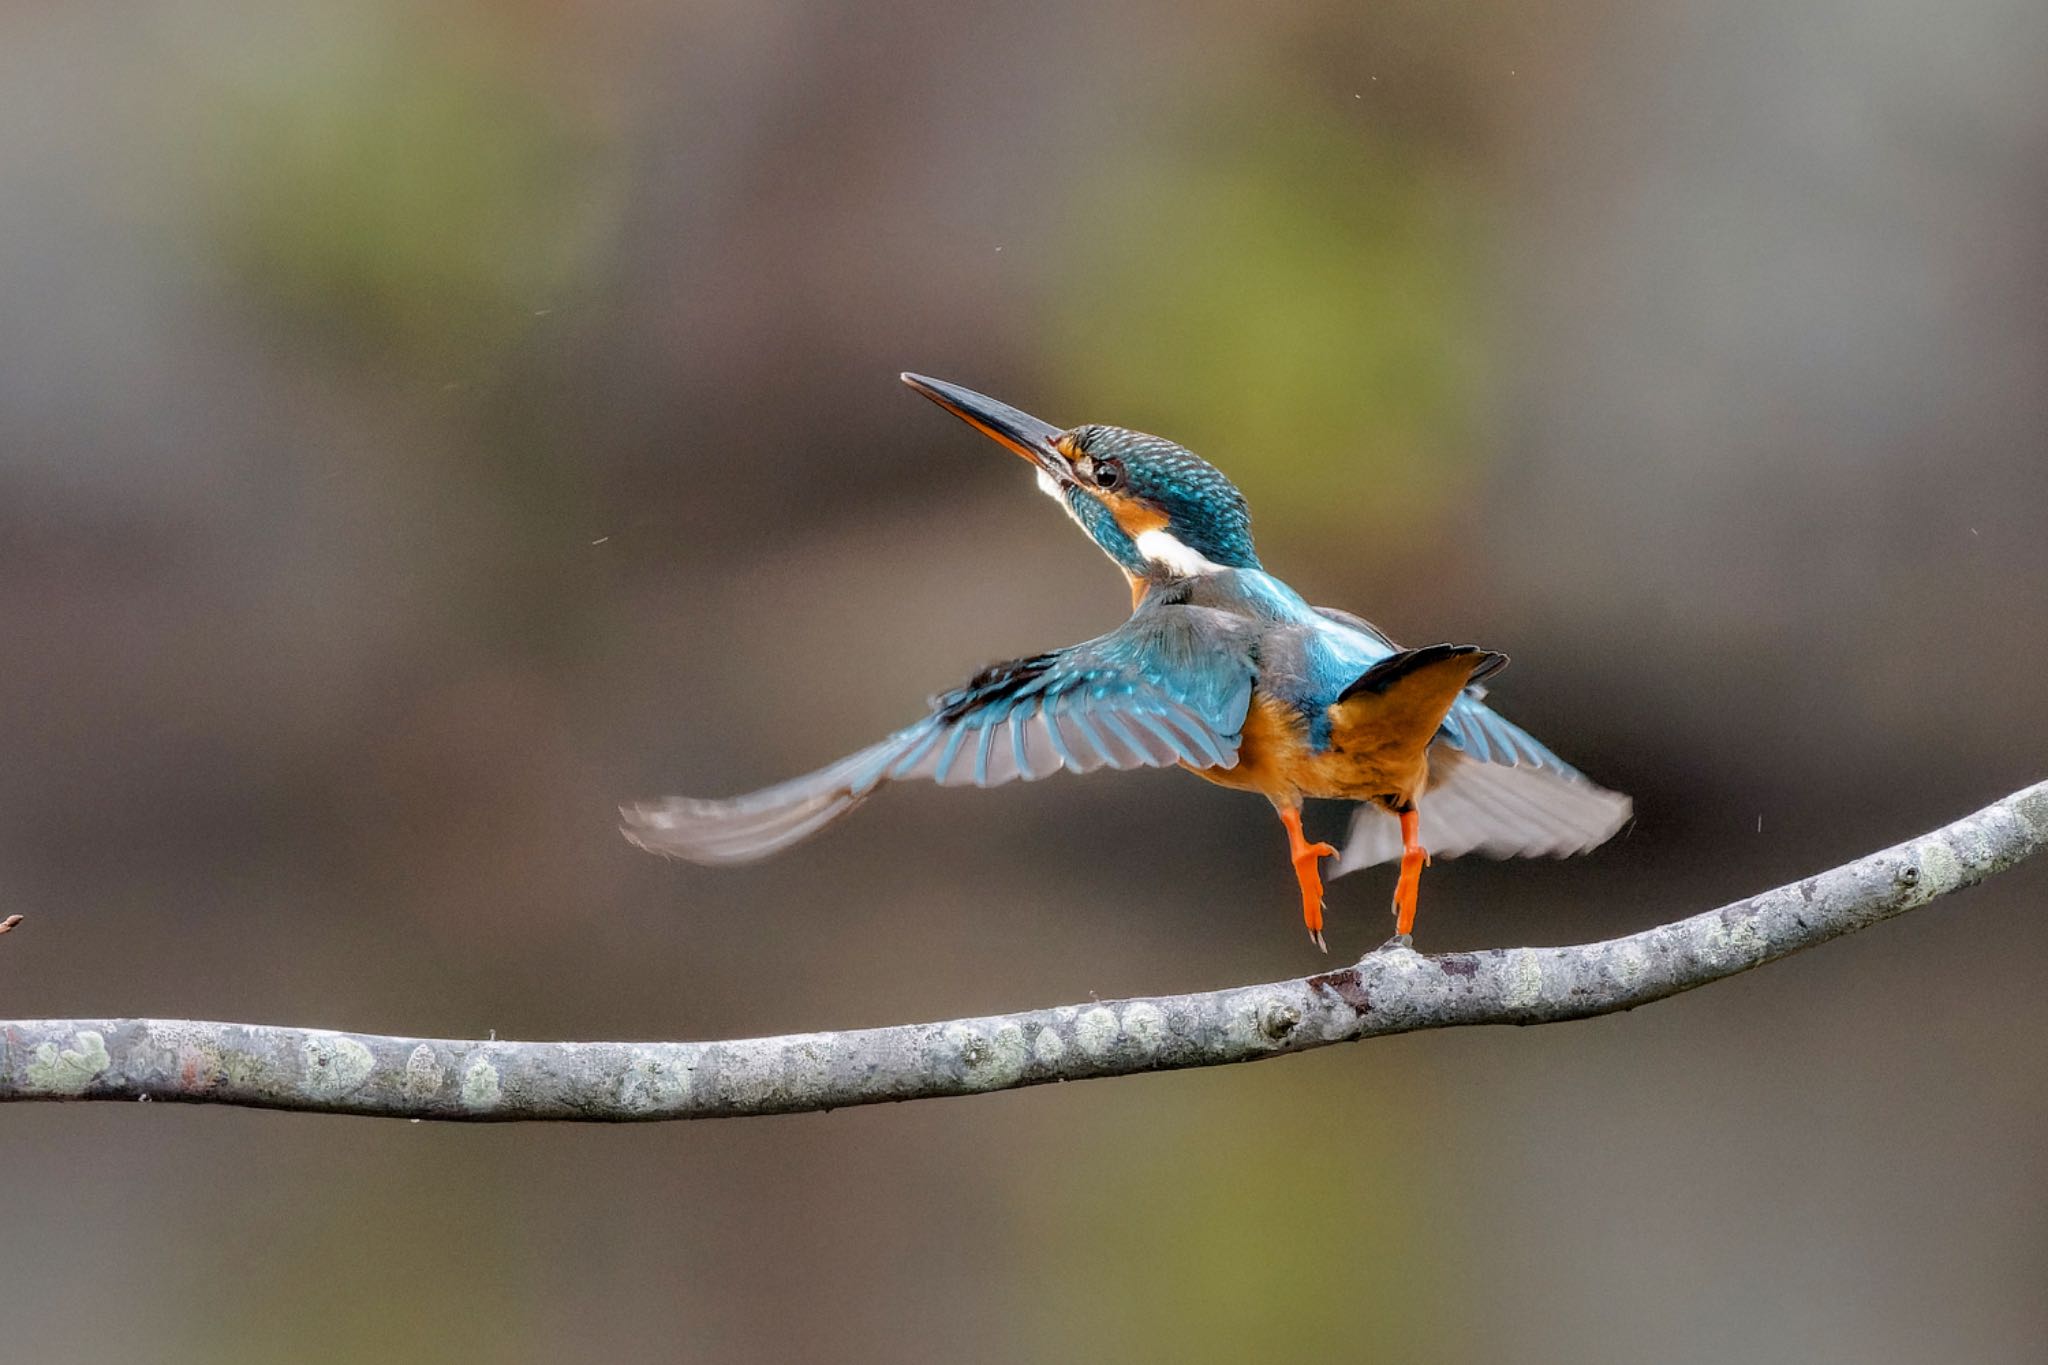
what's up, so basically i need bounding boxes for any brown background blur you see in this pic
[4,3,2046,1362]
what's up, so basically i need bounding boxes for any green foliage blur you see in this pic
[2,2,2044,1363]
[203,7,622,371]
[1057,100,1485,534]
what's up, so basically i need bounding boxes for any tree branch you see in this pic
[4,782,2043,1122]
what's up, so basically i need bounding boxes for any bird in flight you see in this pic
[623,375,1630,949]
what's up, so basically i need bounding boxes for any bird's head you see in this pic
[902,373,1260,583]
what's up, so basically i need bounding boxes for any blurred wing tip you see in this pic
[618,793,807,864]
[618,799,697,857]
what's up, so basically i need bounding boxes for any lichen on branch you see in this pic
[2,782,2043,1123]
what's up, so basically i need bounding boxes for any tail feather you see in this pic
[1327,645,1510,782]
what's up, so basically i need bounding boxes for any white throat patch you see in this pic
[1035,471,1224,577]
[1036,469,1092,535]
[1134,527,1225,577]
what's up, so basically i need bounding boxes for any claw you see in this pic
[1279,807,1336,950]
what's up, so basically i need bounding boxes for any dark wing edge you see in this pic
[1310,604,1396,651]
[1336,643,1508,702]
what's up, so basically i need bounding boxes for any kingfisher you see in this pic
[623,374,1630,950]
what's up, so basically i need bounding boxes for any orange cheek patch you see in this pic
[1106,496,1168,539]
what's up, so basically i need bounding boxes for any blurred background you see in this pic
[3,1,2045,1360]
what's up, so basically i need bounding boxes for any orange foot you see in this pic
[1279,806,1339,952]
[1392,808,1431,939]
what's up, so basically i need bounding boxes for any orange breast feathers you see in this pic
[1317,648,1491,808]
[1190,692,1320,801]
[1192,648,1498,809]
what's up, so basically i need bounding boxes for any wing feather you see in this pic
[1333,747,1631,874]
[622,600,1258,864]
[1038,700,1082,771]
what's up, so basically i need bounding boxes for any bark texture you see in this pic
[3,781,2043,1122]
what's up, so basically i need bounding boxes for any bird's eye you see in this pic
[1092,458,1125,491]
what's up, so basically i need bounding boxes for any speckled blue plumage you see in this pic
[843,596,1262,792]
[1064,425,1262,572]
[621,404,1620,872]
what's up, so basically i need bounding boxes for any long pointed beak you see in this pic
[901,373,1076,484]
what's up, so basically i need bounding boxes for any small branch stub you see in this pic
[1,781,2043,1122]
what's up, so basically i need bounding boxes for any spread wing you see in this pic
[1303,606,1629,873]
[1335,694,1632,873]
[622,601,1259,865]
